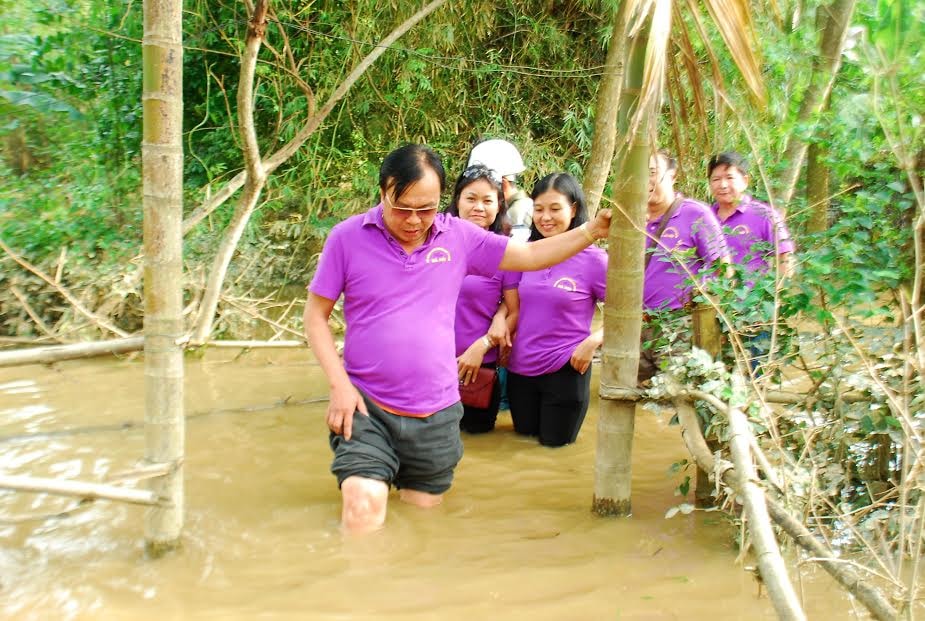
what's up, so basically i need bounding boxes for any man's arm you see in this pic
[304,293,367,440]
[499,209,611,272]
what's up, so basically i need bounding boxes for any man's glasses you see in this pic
[383,193,439,218]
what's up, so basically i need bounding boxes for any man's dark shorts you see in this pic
[329,393,464,495]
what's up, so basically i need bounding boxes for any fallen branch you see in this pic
[0,337,313,368]
[10,285,56,339]
[0,474,159,506]
[205,339,304,348]
[0,336,145,368]
[672,388,899,621]
[0,238,129,338]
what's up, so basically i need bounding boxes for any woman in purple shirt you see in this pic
[446,165,521,433]
[507,173,608,447]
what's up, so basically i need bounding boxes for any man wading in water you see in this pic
[304,144,612,533]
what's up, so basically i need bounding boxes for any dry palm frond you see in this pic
[702,0,766,104]
[671,6,710,143]
[666,59,687,163]
[630,0,672,137]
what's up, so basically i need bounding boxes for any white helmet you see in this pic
[467,139,526,178]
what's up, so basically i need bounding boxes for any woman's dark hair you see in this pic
[528,172,588,241]
[444,164,507,234]
[379,144,446,201]
[707,151,749,178]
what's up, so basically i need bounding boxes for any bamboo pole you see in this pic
[593,18,650,517]
[691,304,723,506]
[0,475,159,506]
[142,0,185,556]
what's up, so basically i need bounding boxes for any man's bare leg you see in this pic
[398,489,443,508]
[340,476,389,534]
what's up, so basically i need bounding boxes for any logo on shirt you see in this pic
[425,247,452,264]
[662,226,680,239]
[732,224,750,236]
[553,277,578,292]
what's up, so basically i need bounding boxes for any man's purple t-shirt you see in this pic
[711,195,795,274]
[454,270,521,364]
[309,205,509,416]
[508,246,607,377]
[644,198,728,310]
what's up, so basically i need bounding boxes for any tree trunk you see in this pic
[142,0,185,556]
[180,0,449,235]
[805,141,830,232]
[189,1,270,345]
[593,22,649,517]
[582,2,630,217]
[777,0,858,208]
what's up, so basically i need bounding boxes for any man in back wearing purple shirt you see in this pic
[707,151,795,278]
[708,151,796,372]
[304,144,612,534]
[638,150,730,384]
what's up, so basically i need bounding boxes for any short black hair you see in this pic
[379,144,446,201]
[654,149,677,172]
[708,151,749,178]
[445,164,508,235]
[528,172,589,242]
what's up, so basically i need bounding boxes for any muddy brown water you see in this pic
[0,351,860,620]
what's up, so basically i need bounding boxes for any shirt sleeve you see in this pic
[308,224,347,301]
[459,218,509,278]
[770,208,796,254]
[592,248,608,303]
[694,207,729,264]
[501,270,522,290]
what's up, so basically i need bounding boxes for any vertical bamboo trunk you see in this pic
[582,3,631,217]
[691,305,722,505]
[593,25,649,517]
[777,0,858,207]
[805,142,830,233]
[142,0,184,556]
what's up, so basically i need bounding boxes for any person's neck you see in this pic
[715,196,741,219]
[647,192,676,222]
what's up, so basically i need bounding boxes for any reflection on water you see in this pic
[0,351,859,620]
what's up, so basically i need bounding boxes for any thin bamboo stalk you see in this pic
[0,336,145,368]
[0,474,159,506]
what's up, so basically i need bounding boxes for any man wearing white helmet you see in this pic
[467,139,534,243]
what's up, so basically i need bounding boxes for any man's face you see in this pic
[709,164,749,208]
[648,155,676,206]
[380,168,441,249]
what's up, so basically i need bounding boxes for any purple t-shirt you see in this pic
[711,195,795,274]
[309,205,509,416]
[454,270,521,364]
[508,246,608,377]
[644,198,728,310]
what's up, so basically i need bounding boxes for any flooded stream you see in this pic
[0,351,862,619]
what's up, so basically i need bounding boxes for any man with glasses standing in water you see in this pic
[304,144,612,533]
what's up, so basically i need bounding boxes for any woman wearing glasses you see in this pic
[507,173,607,447]
[445,165,520,433]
